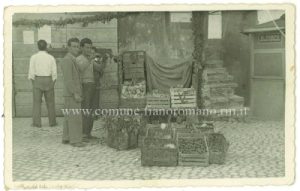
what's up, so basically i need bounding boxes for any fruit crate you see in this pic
[177,133,209,167]
[146,95,171,109]
[170,88,197,108]
[207,133,229,164]
[145,124,176,140]
[141,138,177,166]
[119,98,146,109]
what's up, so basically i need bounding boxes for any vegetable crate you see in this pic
[146,95,171,109]
[145,124,176,140]
[170,88,197,108]
[141,137,177,166]
[177,133,209,167]
[207,133,229,164]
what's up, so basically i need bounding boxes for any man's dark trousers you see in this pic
[32,76,57,127]
[62,97,82,143]
[81,82,96,137]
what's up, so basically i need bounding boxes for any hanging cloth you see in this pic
[145,54,193,93]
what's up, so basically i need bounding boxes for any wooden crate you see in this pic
[122,51,145,67]
[119,98,146,109]
[124,71,145,80]
[207,133,229,164]
[177,133,209,167]
[122,51,146,80]
[170,88,197,108]
[146,95,171,109]
[145,124,176,140]
[141,138,177,166]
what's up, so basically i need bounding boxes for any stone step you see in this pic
[205,60,224,65]
[204,74,234,83]
[204,60,224,69]
[229,95,244,103]
[205,68,227,75]
[203,82,238,89]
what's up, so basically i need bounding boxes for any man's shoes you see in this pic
[82,137,89,143]
[62,140,69,144]
[31,124,41,128]
[87,135,99,140]
[71,142,86,147]
[50,123,58,127]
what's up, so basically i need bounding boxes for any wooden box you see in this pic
[177,133,209,167]
[141,138,177,166]
[170,88,197,108]
[146,95,171,109]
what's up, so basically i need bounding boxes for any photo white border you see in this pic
[3,4,295,189]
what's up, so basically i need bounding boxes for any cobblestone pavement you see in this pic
[12,117,285,181]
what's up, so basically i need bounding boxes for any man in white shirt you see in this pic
[28,39,57,127]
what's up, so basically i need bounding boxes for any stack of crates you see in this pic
[122,51,146,80]
[120,51,147,108]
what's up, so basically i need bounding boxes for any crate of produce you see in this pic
[177,133,209,166]
[146,91,170,109]
[207,133,229,164]
[170,88,197,108]
[120,80,146,108]
[141,137,177,166]
[105,116,143,150]
[145,124,176,140]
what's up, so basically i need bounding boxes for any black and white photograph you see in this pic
[3,4,295,189]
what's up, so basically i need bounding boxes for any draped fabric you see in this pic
[145,54,193,93]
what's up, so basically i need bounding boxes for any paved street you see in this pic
[12,117,285,181]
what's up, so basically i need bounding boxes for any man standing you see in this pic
[76,38,97,140]
[61,38,86,147]
[91,47,107,114]
[28,39,57,127]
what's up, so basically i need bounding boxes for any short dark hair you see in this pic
[67,38,80,47]
[80,38,92,47]
[37,40,47,51]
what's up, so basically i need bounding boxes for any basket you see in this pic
[177,133,209,167]
[207,133,229,164]
[170,88,197,108]
[105,116,142,150]
[106,128,138,150]
[141,138,177,166]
